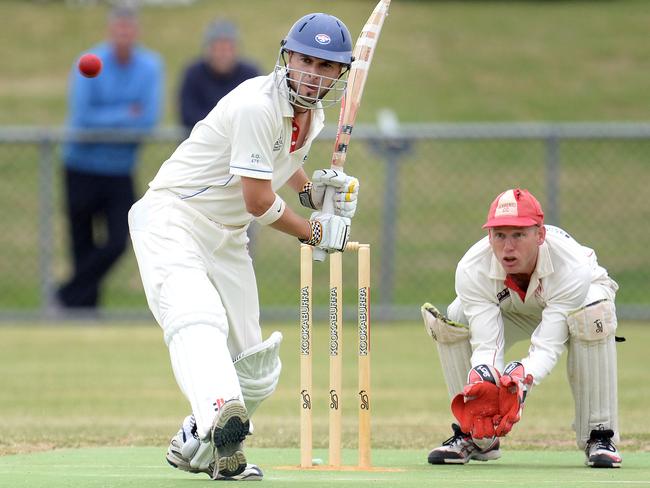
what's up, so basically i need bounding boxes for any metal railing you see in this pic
[1,122,649,321]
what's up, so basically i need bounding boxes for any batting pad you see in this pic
[421,303,472,398]
[566,299,619,449]
[234,331,283,416]
[168,324,244,440]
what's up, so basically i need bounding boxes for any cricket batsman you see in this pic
[128,13,359,480]
[422,188,622,468]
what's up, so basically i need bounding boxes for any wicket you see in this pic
[300,242,371,469]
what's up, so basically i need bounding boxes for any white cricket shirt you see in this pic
[455,225,618,382]
[149,72,325,225]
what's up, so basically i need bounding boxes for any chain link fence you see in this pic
[1,123,649,321]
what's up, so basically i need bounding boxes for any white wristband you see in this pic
[255,193,286,225]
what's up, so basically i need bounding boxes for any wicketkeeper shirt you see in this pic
[455,225,618,382]
[149,72,324,226]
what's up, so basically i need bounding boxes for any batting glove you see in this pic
[308,169,360,218]
[300,212,351,253]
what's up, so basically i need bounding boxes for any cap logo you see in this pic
[494,189,518,217]
[315,33,331,45]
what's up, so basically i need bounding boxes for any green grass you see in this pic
[1,320,649,486]
[1,0,649,125]
[1,448,649,487]
[1,320,648,455]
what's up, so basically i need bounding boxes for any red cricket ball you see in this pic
[78,53,102,78]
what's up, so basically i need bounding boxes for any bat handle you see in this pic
[312,186,337,262]
[313,247,327,262]
[313,248,327,262]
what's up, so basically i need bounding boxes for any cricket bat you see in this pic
[313,0,392,262]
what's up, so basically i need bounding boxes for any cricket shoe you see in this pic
[166,415,211,475]
[211,398,251,479]
[585,428,622,468]
[167,414,263,480]
[214,464,263,481]
[427,423,501,465]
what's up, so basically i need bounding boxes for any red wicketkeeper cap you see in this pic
[482,188,544,229]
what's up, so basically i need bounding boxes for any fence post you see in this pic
[38,137,56,315]
[380,152,398,309]
[544,135,560,226]
[372,110,412,315]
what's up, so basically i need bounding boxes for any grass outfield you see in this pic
[1,448,649,488]
[1,320,648,486]
[2,0,649,125]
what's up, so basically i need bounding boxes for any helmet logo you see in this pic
[314,33,331,45]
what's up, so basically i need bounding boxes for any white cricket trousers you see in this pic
[128,189,262,439]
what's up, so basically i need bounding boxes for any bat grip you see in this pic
[312,186,337,262]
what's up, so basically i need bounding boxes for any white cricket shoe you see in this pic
[585,428,622,468]
[214,464,264,481]
[166,414,263,480]
[166,415,208,474]
[211,399,251,479]
[427,423,501,465]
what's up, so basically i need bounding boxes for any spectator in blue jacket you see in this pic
[178,19,260,132]
[57,5,164,310]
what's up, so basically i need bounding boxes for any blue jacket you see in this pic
[178,58,260,131]
[63,42,164,175]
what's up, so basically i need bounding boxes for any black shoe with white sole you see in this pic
[428,423,501,465]
[211,399,251,479]
[585,428,622,468]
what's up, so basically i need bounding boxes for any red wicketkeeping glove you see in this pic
[496,361,534,437]
[451,365,501,440]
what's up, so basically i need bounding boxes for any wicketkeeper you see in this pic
[128,13,360,481]
[422,188,622,468]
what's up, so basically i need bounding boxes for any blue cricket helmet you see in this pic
[281,13,353,66]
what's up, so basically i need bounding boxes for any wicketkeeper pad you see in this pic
[566,299,620,449]
[234,331,283,416]
[421,303,472,398]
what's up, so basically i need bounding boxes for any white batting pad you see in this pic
[567,299,620,449]
[169,324,244,440]
[234,331,283,416]
[421,303,472,398]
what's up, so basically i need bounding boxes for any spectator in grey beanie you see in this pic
[178,19,261,131]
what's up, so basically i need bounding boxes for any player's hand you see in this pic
[495,361,533,436]
[302,212,350,253]
[450,365,501,441]
[311,169,360,218]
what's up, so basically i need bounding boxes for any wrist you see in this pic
[299,219,322,246]
[298,181,317,209]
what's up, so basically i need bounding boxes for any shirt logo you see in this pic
[315,33,331,45]
[250,153,261,164]
[497,288,510,303]
[273,135,283,152]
